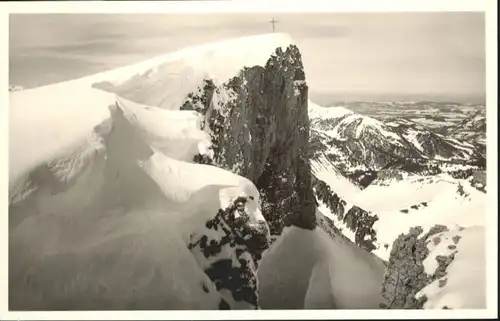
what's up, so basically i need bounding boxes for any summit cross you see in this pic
[269,18,278,33]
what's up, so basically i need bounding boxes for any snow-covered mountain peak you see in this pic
[90,33,296,110]
[9,33,297,180]
[308,103,420,180]
[14,33,294,95]
[308,101,354,120]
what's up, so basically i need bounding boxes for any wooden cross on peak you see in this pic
[269,18,278,33]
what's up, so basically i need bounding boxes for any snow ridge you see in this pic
[10,95,270,310]
[91,33,295,110]
[9,33,303,310]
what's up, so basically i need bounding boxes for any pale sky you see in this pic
[9,13,485,103]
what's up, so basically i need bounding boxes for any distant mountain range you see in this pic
[308,103,486,187]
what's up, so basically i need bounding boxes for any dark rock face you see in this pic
[176,45,318,310]
[347,169,378,188]
[179,45,317,309]
[312,175,378,252]
[184,45,316,236]
[380,225,453,309]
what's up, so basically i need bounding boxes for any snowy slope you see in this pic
[308,103,486,264]
[114,96,211,162]
[257,226,386,309]
[308,105,363,198]
[10,94,270,310]
[308,103,487,310]
[8,33,298,310]
[310,154,362,202]
[308,100,353,120]
[417,226,486,309]
[351,174,486,261]
[9,85,114,183]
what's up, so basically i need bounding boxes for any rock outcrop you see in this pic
[469,170,487,193]
[380,225,451,309]
[188,196,269,309]
[183,45,316,236]
[312,175,379,252]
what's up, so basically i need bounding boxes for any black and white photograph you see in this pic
[3,1,497,318]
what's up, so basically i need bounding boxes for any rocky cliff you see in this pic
[380,225,453,309]
[182,45,317,236]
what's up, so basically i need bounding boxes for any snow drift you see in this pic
[257,226,386,309]
[9,94,269,310]
[417,226,486,309]
[9,34,298,310]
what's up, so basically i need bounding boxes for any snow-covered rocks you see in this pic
[417,226,486,309]
[381,225,485,309]
[312,175,379,252]
[385,117,484,163]
[380,225,446,309]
